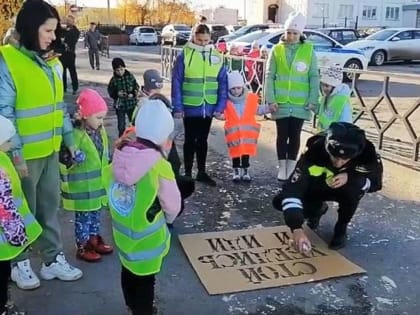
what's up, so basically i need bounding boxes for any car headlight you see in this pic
[359,46,375,51]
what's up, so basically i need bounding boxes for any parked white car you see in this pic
[230,28,368,81]
[129,26,158,45]
[345,28,420,66]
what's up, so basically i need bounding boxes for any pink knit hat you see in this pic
[76,89,108,118]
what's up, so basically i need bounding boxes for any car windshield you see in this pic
[140,28,155,33]
[366,30,398,41]
[234,25,253,36]
[232,30,269,43]
[174,25,190,31]
[212,25,227,32]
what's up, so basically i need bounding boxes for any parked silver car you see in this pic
[345,28,420,66]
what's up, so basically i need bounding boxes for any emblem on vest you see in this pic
[295,61,308,73]
[109,182,136,217]
[210,55,221,65]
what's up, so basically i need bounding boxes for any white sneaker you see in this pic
[11,259,40,290]
[242,168,251,182]
[232,168,241,182]
[40,253,83,281]
[277,160,287,181]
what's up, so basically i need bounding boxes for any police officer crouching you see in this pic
[273,122,383,251]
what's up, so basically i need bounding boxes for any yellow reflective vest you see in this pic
[182,46,223,106]
[0,45,64,160]
[318,94,350,131]
[108,157,173,276]
[273,42,313,105]
[60,128,110,211]
[0,151,42,261]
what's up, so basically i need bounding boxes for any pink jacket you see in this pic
[112,143,181,223]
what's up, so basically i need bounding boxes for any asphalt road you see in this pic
[11,45,420,315]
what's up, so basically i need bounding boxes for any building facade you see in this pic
[246,0,419,28]
[201,7,239,25]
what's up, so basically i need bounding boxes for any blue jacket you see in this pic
[0,45,74,165]
[171,50,228,117]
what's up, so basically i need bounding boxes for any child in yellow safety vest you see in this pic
[110,99,181,315]
[0,116,42,315]
[224,71,274,182]
[318,66,353,131]
[59,89,113,263]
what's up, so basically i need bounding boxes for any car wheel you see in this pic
[371,50,386,66]
[343,59,362,82]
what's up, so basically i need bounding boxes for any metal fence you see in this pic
[161,46,420,169]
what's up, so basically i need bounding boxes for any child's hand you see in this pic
[213,112,225,120]
[174,112,184,119]
[118,91,127,97]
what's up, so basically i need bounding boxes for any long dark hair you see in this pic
[15,0,60,52]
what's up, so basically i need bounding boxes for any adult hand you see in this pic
[269,103,278,113]
[174,112,184,119]
[16,163,29,178]
[291,228,312,253]
[328,172,348,189]
[128,93,134,98]
[305,103,317,112]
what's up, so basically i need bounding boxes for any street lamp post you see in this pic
[107,0,111,23]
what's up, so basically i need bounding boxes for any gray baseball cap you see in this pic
[143,69,164,91]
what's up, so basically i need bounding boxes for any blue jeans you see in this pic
[74,211,101,244]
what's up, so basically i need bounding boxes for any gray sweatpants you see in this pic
[17,153,63,263]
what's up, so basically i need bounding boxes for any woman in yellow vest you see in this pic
[171,24,228,187]
[110,99,181,315]
[0,116,42,315]
[0,1,82,290]
[317,66,353,131]
[265,12,320,182]
[60,89,113,262]
[224,71,273,182]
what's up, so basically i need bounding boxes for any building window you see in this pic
[386,7,400,20]
[313,3,329,18]
[362,6,377,20]
[338,5,354,19]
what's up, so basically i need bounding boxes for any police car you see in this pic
[230,28,368,82]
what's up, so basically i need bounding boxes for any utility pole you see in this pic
[243,0,246,24]
[107,0,111,23]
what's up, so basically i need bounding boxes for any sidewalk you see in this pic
[11,48,420,315]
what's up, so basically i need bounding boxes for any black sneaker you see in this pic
[329,223,348,250]
[329,233,347,250]
[196,172,216,187]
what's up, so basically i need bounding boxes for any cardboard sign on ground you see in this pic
[178,226,365,295]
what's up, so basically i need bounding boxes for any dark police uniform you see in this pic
[273,122,383,249]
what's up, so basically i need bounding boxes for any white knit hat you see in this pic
[228,70,245,89]
[284,12,306,33]
[0,115,16,146]
[135,99,174,146]
[320,66,343,87]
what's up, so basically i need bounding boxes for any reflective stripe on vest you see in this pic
[0,45,64,160]
[108,157,175,276]
[224,93,261,158]
[0,152,42,260]
[273,43,313,105]
[182,46,223,106]
[60,128,109,211]
[317,95,349,131]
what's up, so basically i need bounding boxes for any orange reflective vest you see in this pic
[224,93,260,158]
